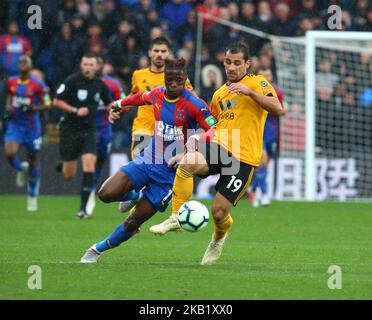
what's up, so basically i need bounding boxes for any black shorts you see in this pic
[59,128,97,161]
[198,142,255,206]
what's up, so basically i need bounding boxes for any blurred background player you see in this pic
[86,57,126,214]
[80,58,214,263]
[118,36,193,213]
[3,55,49,211]
[248,68,286,207]
[53,54,113,219]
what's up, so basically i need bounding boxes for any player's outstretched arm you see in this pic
[228,83,283,116]
[111,91,152,113]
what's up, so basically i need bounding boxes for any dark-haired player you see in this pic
[119,36,193,213]
[4,55,49,211]
[80,58,217,263]
[151,42,284,266]
[53,53,113,218]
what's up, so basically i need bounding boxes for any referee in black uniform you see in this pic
[53,53,113,218]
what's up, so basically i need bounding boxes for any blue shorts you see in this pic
[4,122,42,155]
[97,128,112,159]
[263,138,278,158]
[120,161,175,212]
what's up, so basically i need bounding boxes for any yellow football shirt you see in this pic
[131,67,193,136]
[210,74,277,166]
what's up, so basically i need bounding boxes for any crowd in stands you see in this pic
[0,0,371,148]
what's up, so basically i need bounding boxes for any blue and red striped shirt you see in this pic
[135,87,213,165]
[0,34,32,76]
[7,76,47,131]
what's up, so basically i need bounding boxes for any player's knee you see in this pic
[4,148,16,159]
[211,202,229,221]
[97,186,112,203]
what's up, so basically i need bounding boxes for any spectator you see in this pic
[196,0,221,35]
[297,0,318,19]
[206,7,232,54]
[227,2,239,23]
[353,0,370,31]
[58,0,77,25]
[50,22,82,86]
[296,17,314,36]
[70,14,87,49]
[133,0,159,47]
[267,0,298,18]
[200,64,223,103]
[112,33,143,83]
[316,60,339,88]
[257,0,273,26]
[176,9,197,50]
[107,20,133,70]
[269,3,297,36]
[85,23,106,56]
[149,26,163,41]
[102,0,121,38]
[159,0,192,37]
[76,0,91,19]
[239,1,267,55]
[360,88,372,108]
[0,20,32,77]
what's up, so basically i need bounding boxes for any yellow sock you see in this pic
[172,167,194,216]
[214,214,233,240]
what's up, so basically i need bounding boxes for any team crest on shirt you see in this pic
[77,89,88,101]
[176,109,184,122]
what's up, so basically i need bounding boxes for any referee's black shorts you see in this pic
[198,142,255,206]
[59,127,97,161]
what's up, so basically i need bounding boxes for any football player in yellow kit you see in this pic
[150,42,284,266]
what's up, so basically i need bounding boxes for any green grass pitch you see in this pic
[0,195,371,300]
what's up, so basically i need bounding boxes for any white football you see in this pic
[177,200,209,232]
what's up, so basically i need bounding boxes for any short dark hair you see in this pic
[226,42,250,61]
[82,52,97,60]
[150,36,171,50]
[164,58,187,74]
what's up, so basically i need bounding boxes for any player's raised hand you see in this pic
[77,107,89,117]
[227,83,253,96]
[109,108,121,123]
